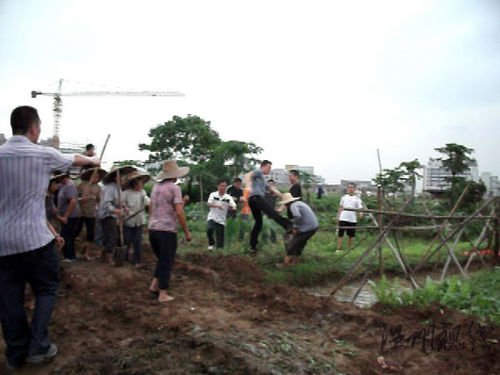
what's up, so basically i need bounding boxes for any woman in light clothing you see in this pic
[123,171,150,267]
[148,160,191,303]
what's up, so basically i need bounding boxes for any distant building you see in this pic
[268,168,289,185]
[423,158,479,193]
[284,164,325,184]
[0,133,6,146]
[480,172,500,197]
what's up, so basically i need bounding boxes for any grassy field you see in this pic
[180,199,479,287]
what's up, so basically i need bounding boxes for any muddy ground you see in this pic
[1,245,498,375]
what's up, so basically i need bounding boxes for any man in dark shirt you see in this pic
[226,177,243,219]
[289,169,302,198]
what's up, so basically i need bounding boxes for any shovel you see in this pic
[113,167,127,267]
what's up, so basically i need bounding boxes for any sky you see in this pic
[1,0,499,183]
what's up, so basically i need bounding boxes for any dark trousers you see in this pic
[286,229,317,256]
[61,217,80,260]
[207,220,225,248]
[124,225,144,264]
[101,217,118,254]
[249,195,290,250]
[0,242,59,367]
[149,231,177,290]
[76,216,96,241]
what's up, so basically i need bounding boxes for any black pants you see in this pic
[76,216,96,241]
[101,217,118,254]
[124,225,144,264]
[286,229,317,256]
[249,195,290,250]
[149,230,177,290]
[61,217,80,260]
[0,242,59,367]
[207,220,225,248]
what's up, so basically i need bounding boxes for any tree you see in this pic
[373,167,405,202]
[434,143,482,209]
[398,159,422,199]
[139,115,221,164]
[434,143,475,178]
[139,115,262,201]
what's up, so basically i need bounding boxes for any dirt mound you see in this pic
[182,253,265,285]
[1,247,498,374]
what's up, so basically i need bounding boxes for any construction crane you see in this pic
[31,79,184,148]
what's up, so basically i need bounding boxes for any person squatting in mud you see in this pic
[0,106,100,371]
[277,193,319,266]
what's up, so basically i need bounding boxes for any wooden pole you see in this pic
[366,207,419,288]
[493,204,499,267]
[377,186,383,275]
[376,149,384,276]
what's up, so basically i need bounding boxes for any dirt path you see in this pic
[1,250,498,374]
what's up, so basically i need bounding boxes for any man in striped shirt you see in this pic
[0,106,99,370]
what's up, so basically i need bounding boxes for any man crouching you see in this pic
[278,193,318,266]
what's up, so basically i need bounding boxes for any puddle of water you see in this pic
[304,277,416,308]
[305,282,378,308]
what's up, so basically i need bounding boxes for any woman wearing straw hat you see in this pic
[148,160,191,303]
[76,167,106,260]
[97,165,137,264]
[277,193,319,267]
[122,170,150,267]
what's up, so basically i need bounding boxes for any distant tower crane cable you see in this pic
[31,78,185,149]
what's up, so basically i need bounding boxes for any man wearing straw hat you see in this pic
[98,165,137,264]
[278,193,319,266]
[122,170,150,267]
[148,160,191,303]
[0,106,100,370]
[77,167,106,260]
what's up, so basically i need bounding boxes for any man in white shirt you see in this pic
[206,180,236,249]
[337,183,363,250]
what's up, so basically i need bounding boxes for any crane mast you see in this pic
[31,79,184,149]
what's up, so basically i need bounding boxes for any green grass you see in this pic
[370,269,500,325]
[177,213,481,288]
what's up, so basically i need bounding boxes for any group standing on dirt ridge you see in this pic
[0,105,363,371]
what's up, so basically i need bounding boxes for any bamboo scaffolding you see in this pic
[319,224,459,232]
[414,186,470,272]
[366,209,419,288]
[464,209,494,271]
[414,197,497,270]
[440,227,466,281]
[421,204,468,279]
[330,197,414,296]
[341,208,494,221]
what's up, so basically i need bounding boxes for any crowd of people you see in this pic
[0,106,363,371]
